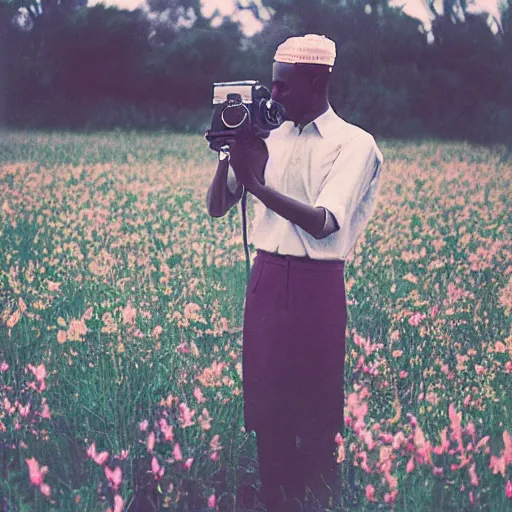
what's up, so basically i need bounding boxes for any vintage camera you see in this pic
[204,80,286,142]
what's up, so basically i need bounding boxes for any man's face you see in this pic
[271,62,313,124]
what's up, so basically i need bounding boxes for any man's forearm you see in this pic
[206,158,241,217]
[251,182,326,239]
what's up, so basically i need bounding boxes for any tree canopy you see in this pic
[0,0,510,142]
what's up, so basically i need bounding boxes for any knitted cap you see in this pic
[274,34,336,67]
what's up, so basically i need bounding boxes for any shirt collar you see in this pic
[294,105,341,138]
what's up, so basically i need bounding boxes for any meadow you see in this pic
[0,130,511,512]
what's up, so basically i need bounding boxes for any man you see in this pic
[206,34,383,512]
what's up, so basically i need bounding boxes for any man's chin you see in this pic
[283,112,296,123]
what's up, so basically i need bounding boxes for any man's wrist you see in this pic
[248,179,265,196]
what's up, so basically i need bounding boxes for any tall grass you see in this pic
[0,131,511,511]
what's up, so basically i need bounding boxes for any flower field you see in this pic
[0,131,511,512]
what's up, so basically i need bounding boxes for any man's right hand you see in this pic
[208,134,268,188]
[229,134,268,189]
[209,136,236,153]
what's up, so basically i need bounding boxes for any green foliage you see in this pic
[1,0,511,143]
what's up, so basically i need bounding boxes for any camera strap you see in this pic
[219,147,252,284]
[241,186,251,283]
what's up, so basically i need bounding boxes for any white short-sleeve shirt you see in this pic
[227,105,384,261]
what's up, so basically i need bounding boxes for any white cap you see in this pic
[274,34,336,67]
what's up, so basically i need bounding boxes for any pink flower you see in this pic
[57,330,67,344]
[448,403,462,443]
[147,431,155,453]
[503,431,512,464]
[357,450,372,473]
[392,431,406,450]
[365,484,377,502]
[27,363,46,382]
[384,489,398,503]
[47,280,61,292]
[105,466,122,491]
[183,457,194,470]
[407,412,418,428]
[466,421,476,444]
[210,434,221,451]
[408,312,426,327]
[433,428,450,455]
[475,436,489,452]
[474,364,485,375]
[208,494,216,508]
[194,387,206,403]
[159,418,174,441]
[179,403,196,427]
[113,495,124,512]
[114,450,129,460]
[67,318,88,341]
[83,306,94,320]
[406,457,415,473]
[383,470,397,489]
[39,483,51,497]
[107,495,124,512]
[176,342,190,354]
[362,430,376,450]
[336,434,345,463]
[468,463,479,487]
[399,370,408,378]
[151,456,165,479]
[18,402,31,417]
[87,443,109,465]
[122,302,137,324]
[413,426,432,463]
[353,333,383,356]
[489,455,506,477]
[505,481,512,499]
[139,419,149,432]
[380,433,394,443]
[173,443,183,461]
[0,361,9,372]
[25,457,48,486]
[184,302,201,319]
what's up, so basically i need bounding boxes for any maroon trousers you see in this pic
[242,249,347,511]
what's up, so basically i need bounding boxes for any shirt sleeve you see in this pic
[318,208,339,238]
[345,162,383,253]
[226,164,240,195]
[314,132,382,234]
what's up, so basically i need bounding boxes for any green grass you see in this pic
[0,131,511,512]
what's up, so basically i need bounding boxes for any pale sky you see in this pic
[88,0,503,37]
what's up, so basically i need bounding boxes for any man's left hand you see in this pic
[229,135,269,194]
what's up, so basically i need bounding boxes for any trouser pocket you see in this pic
[249,261,264,295]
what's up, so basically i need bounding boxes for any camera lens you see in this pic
[221,103,250,129]
[263,99,285,127]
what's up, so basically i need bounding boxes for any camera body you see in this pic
[204,80,286,142]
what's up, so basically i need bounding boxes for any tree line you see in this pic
[1,0,511,143]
